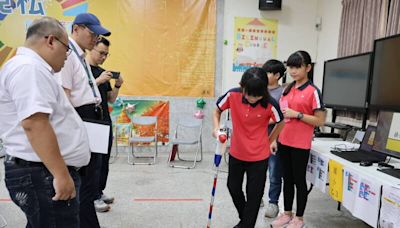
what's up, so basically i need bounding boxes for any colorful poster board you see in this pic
[110,100,169,146]
[232,17,278,72]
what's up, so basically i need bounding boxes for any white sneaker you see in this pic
[264,203,279,218]
[94,199,110,212]
[100,194,114,204]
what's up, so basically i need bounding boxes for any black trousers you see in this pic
[96,122,113,198]
[278,143,310,217]
[227,155,268,228]
[4,157,81,228]
[75,104,101,228]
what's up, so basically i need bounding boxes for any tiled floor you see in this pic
[0,148,369,228]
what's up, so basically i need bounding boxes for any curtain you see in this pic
[386,0,400,36]
[338,0,388,57]
[337,0,364,57]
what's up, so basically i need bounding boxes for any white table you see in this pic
[310,138,400,228]
[311,138,400,185]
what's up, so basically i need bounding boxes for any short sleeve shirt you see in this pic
[216,88,283,162]
[55,38,101,107]
[278,81,325,149]
[0,47,90,167]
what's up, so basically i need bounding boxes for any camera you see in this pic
[110,71,120,79]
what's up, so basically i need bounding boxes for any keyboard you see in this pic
[331,150,386,163]
[314,132,341,138]
[377,168,400,179]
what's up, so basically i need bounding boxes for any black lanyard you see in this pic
[69,41,98,100]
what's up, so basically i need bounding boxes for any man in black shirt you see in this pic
[87,37,123,212]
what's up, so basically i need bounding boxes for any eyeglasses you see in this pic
[93,48,110,57]
[79,25,101,41]
[45,35,72,56]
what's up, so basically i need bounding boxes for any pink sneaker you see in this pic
[271,213,293,228]
[287,217,305,228]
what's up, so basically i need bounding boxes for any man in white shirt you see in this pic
[56,13,111,227]
[0,17,90,227]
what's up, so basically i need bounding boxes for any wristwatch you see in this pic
[297,112,304,120]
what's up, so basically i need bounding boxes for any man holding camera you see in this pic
[87,37,123,212]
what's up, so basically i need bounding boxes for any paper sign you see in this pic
[380,185,400,228]
[83,121,110,154]
[342,167,359,213]
[329,160,343,202]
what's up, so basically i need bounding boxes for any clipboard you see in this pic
[83,119,110,154]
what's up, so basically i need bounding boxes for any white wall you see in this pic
[314,0,342,89]
[314,0,343,124]
[221,0,342,94]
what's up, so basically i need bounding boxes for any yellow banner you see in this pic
[329,159,343,202]
[0,0,216,97]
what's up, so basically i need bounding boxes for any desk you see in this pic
[309,138,400,228]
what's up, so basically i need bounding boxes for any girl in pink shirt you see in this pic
[271,51,326,228]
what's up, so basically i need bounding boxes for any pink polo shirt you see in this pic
[216,88,283,162]
[279,81,325,150]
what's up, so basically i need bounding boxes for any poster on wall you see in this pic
[109,100,169,146]
[232,17,278,72]
[0,0,216,97]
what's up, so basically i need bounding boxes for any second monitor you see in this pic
[322,52,372,112]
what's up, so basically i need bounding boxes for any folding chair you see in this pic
[168,116,203,169]
[128,116,158,165]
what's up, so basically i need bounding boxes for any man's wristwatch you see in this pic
[297,112,304,120]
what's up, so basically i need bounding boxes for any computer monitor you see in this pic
[373,111,400,160]
[369,34,400,112]
[322,53,371,112]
